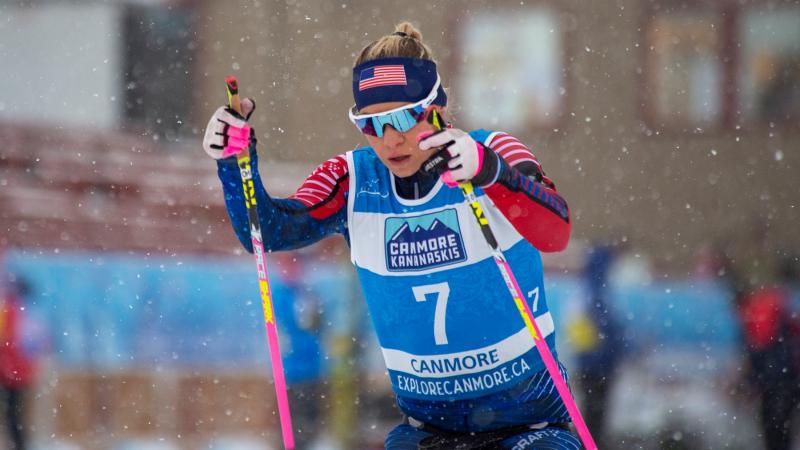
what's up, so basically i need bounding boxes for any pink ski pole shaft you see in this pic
[428,110,597,449]
[226,76,295,450]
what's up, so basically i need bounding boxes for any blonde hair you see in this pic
[355,21,435,67]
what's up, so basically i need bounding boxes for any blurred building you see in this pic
[1,0,798,270]
[191,0,800,275]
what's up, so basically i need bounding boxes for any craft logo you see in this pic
[385,209,467,271]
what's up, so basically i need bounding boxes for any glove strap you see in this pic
[421,147,453,177]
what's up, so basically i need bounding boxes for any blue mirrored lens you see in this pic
[365,104,428,137]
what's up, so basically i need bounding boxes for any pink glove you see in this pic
[202,100,255,159]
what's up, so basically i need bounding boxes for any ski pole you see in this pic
[225,76,296,450]
[428,110,597,450]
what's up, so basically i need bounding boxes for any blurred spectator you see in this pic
[691,242,729,281]
[607,239,653,289]
[733,255,800,450]
[307,238,364,450]
[0,274,38,450]
[570,243,627,448]
[272,252,328,449]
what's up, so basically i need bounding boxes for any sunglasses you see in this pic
[348,75,441,138]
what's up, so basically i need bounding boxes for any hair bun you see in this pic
[394,21,423,42]
[354,20,433,66]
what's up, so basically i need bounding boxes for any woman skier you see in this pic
[203,21,581,450]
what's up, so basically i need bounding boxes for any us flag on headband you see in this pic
[359,65,407,91]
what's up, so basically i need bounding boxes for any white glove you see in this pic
[418,128,499,187]
[202,99,255,160]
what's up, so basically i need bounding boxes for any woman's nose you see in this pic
[382,125,405,148]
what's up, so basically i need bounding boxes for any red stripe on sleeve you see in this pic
[487,133,541,168]
[290,154,349,219]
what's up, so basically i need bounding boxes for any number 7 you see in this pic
[528,287,540,313]
[412,282,450,345]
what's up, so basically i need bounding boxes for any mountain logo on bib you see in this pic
[385,209,467,271]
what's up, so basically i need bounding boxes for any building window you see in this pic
[455,10,565,131]
[644,12,724,128]
[0,3,121,128]
[738,7,800,124]
[123,4,195,140]
[642,2,800,130]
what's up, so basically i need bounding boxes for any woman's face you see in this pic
[360,103,444,178]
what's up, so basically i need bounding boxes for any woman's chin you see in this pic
[384,158,421,178]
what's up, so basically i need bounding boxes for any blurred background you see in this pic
[1,0,799,449]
